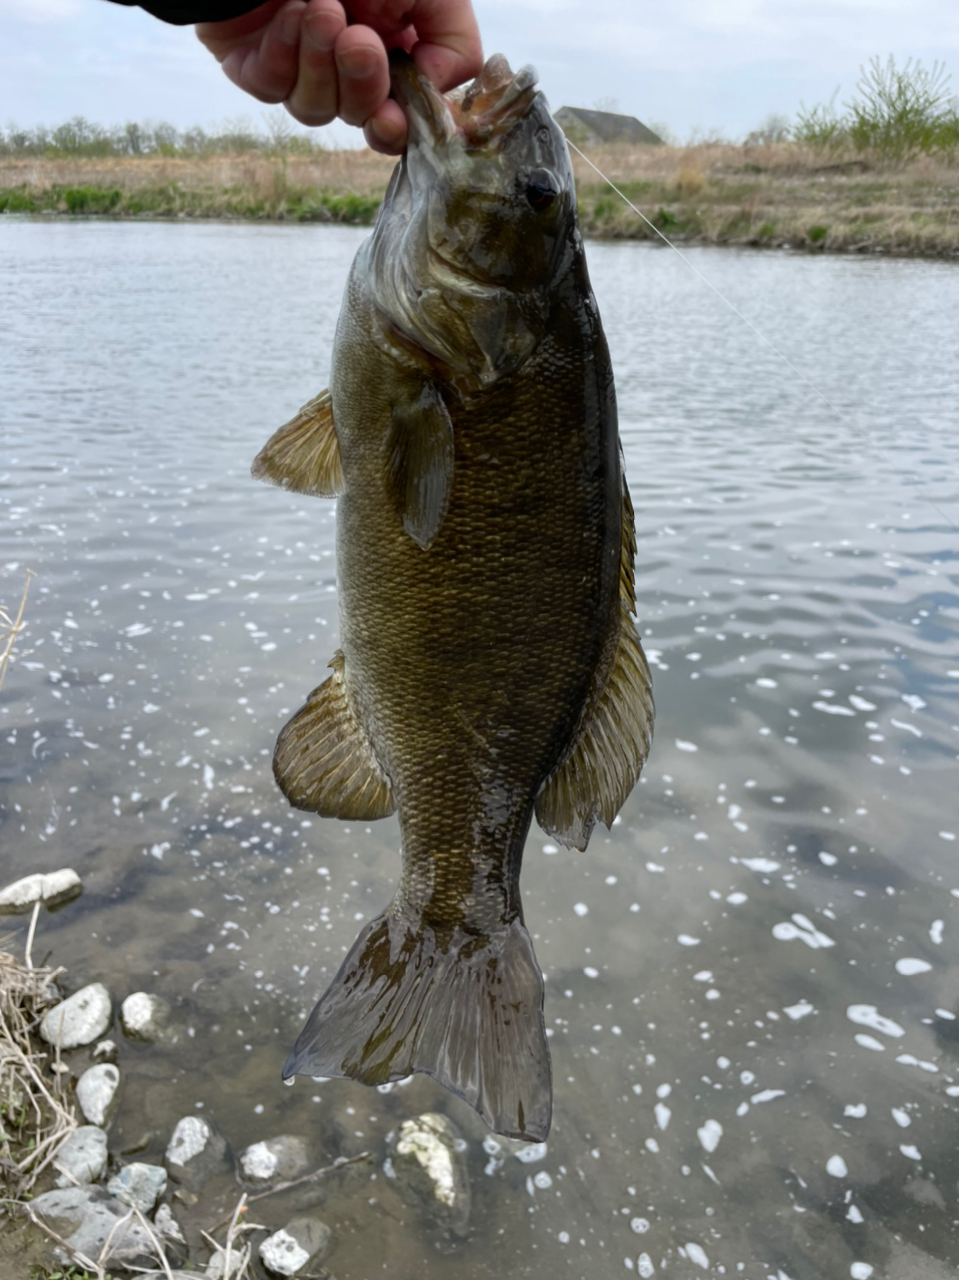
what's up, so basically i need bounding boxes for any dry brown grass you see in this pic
[0,570,34,694]
[2,143,958,256]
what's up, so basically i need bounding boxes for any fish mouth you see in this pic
[390,51,539,152]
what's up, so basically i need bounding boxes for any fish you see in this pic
[251,52,654,1142]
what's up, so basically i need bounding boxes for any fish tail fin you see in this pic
[282,908,551,1141]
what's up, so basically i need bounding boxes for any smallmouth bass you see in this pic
[252,53,654,1141]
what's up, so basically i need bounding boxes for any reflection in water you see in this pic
[1,222,958,1277]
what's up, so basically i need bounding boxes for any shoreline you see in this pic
[3,144,958,259]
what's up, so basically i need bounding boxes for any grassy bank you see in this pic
[2,143,958,256]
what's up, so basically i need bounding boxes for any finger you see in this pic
[223,0,306,105]
[408,0,483,92]
[196,0,286,58]
[364,99,408,154]
[334,26,391,128]
[284,0,346,126]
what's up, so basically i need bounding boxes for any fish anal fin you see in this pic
[535,474,653,850]
[273,651,394,820]
[252,388,345,497]
[385,383,454,550]
[283,911,551,1143]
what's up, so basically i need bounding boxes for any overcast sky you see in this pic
[2,0,958,145]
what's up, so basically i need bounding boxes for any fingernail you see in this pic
[304,11,337,54]
[368,115,405,152]
[339,47,377,80]
[280,7,301,45]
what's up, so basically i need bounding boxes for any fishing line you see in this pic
[566,139,957,533]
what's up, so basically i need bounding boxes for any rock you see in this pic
[0,868,82,915]
[386,1113,470,1231]
[40,983,112,1049]
[106,1162,168,1213]
[120,991,171,1042]
[259,1217,332,1277]
[239,1134,310,1185]
[92,1038,118,1063]
[164,1115,228,1187]
[30,1186,154,1267]
[154,1202,186,1245]
[54,1125,108,1187]
[76,1063,120,1127]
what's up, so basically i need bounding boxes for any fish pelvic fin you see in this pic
[251,388,345,497]
[273,651,395,820]
[283,909,552,1142]
[535,473,654,850]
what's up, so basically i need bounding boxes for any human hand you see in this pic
[196,0,482,154]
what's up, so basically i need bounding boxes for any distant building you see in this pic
[554,106,663,147]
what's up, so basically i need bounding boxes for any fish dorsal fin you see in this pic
[534,478,654,851]
[251,389,345,497]
[385,383,454,550]
[273,651,394,820]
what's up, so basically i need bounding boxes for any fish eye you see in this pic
[525,169,558,212]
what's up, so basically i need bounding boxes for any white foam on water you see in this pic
[846,1005,905,1037]
[848,695,876,711]
[826,1155,848,1177]
[895,1054,938,1073]
[751,1089,786,1104]
[742,857,781,873]
[895,957,932,975]
[677,935,700,946]
[930,920,944,944]
[697,1120,722,1153]
[637,1254,654,1277]
[654,1103,671,1130]
[813,701,856,716]
[675,740,698,752]
[644,1138,659,1154]
[899,1144,921,1160]
[573,902,589,917]
[773,915,835,949]
[844,1104,867,1118]
[727,892,748,905]
[818,851,838,866]
[684,1242,709,1270]
[891,1108,910,1127]
[850,1264,873,1279]
[854,1034,885,1052]
[630,1217,650,1234]
[846,1204,864,1223]
[784,1000,814,1021]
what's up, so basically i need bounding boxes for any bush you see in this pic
[847,56,954,161]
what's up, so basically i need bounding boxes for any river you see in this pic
[2,219,958,1278]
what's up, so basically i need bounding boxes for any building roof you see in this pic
[554,107,663,146]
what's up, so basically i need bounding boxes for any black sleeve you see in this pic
[104,0,263,24]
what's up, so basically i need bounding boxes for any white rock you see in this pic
[154,1202,186,1245]
[120,991,170,1042]
[54,1125,108,1186]
[76,1063,120,1127]
[31,1186,153,1266]
[0,868,82,915]
[40,983,112,1049]
[259,1218,331,1277]
[165,1115,227,1187]
[106,1162,168,1213]
[166,1115,212,1166]
[259,1230,311,1277]
[388,1113,470,1229]
[239,1134,310,1185]
[92,1039,118,1062]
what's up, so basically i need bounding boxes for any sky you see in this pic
[1,0,958,146]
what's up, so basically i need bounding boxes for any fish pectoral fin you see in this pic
[251,388,345,497]
[283,910,552,1143]
[273,651,394,820]
[385,383,454,550]
[535,611,654,850]
[535,472,654,850]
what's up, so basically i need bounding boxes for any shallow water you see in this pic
[2,220,958,1279]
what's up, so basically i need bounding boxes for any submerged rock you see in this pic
[259,1216,332,1277]
[31,1185,154,1267]
[0,868,82,915]
[107,1161,168,1213]
[54,1125,108,1187]
[40,983,112,1049]
[76,1063,120,1127]
[239,1134,310,1186]
[92,1038,118,1063]
[386,1113,470,1231]
[154,1201,186,1245]
[120,991,171,1042]
[164,1114,228,1187]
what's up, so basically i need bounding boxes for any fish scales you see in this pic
[252,52,654,1141]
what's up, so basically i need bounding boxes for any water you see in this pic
[2,219,958,1279]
